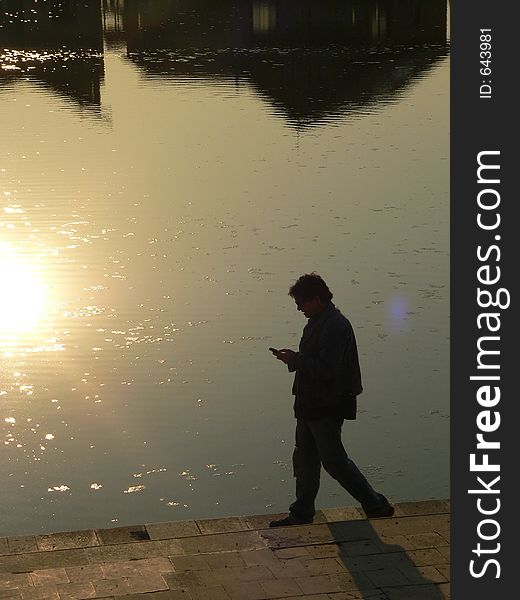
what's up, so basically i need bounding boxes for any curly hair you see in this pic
[288,273,333,303]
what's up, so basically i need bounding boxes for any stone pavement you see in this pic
[0,500,450,600]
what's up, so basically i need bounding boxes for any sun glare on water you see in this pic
[0,246,48,338]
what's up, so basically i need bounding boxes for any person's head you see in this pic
[289,273,333,318]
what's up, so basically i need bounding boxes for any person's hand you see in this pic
[275,349,296,364]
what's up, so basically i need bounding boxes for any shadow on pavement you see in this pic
[327,518,448,599]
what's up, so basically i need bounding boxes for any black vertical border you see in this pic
[451,1,517,597]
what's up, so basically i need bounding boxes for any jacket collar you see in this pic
[307,302,336,328]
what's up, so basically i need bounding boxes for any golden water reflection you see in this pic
[0,243,49,344]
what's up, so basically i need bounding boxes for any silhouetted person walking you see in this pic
[269,273,393,526]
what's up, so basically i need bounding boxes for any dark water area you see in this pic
[1,0,449,535]
[1,0,448,125]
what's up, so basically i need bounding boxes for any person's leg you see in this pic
[308,416,392,514]
[288,418,321,521]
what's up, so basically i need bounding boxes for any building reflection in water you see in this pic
[0,0,104,107]
[103,0,125,46]
[372,3,388,41]
[117,0,448,128]
[0,0,448,127]
[252,2,277,35]
[116,0,447,49]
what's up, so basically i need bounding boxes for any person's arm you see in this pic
[287,321,348,380]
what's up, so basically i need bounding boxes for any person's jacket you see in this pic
[288,302,363,420]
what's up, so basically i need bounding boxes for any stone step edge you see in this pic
[0,499,450,555]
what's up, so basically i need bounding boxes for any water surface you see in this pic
[0,0,449,535]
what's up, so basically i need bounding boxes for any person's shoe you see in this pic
[269,515,313,527]
[363,500,395,519]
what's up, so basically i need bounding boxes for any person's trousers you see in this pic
[289,416,383,521]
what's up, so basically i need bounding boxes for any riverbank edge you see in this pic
[0,499,450,599]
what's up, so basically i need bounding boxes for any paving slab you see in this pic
[6,540,38,557]
[195,517,252,535]
[95,528,149,546]
[122,592,189,600]
[55,581,96,600]
[145,522,200,541]
[28,569,69,587]
[36,533,99,553]
[178,531,267,554]
[0,541,10,558]
[393,501,449,518]
[321,508,365,523]
[188,585,231,600]
[0,500,450,599]
[63,566,104,584]
[85,540,183,565]
[39,550,89,571]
